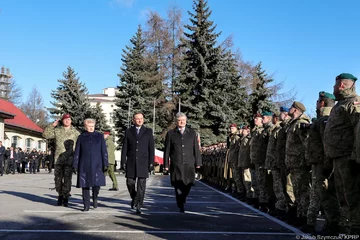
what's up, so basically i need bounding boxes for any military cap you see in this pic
[254,113,262,118]
[319,91,335,100]
[273,111,280,117]
[238,124,245,129]
[61,113,71,120]
[262,111,273,116]
[336,73,357,82]
[229,123,237,128]
[280,106,289,112]
[292,101,306,112]
[242,125,250,130]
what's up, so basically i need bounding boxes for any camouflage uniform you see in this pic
[250,123,272,204]
[285,113,311,218]
[43,124,80,199]
[307,106,341,231]
[238,134,253,198]
[266,120,287,211]
[106,136,118,190]
[227,133,244,194]
[325,87,360,233]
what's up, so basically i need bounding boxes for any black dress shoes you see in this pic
[131,199,135,209]
[108,188,118,191]
[136,207,141,214]
[82,206,90,212]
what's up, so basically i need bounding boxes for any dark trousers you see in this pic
[21,162,26,173]
[126,178,146,209]
[173,181,192,208]
[48,159,53,172]
[82,187,100,208]
[29,160,37,174]
[0,159,3,176]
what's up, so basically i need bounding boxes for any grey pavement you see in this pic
[0,170,304,240]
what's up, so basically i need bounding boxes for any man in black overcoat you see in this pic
[163,112,202,212]
[121,112,155,214]
[0,141,5,176]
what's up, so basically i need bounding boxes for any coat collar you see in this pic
[132,126,145,139]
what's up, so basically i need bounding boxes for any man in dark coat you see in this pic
[121,112,155,214]
[0,141,5,176]
[7,146,17,174]
[163,112,202,212]
[73,118,108,212]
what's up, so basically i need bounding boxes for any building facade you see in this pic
[0,99,45,151]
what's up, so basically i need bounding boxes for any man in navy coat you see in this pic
[73,118,108,212]
[164,112,202,212]
[121,112,155,214]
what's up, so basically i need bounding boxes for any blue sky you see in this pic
[1,0,360,117]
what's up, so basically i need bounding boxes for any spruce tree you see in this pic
[91,103,111,132]
[49,66,93,131]
[176,0,248,146]
[114,26,165,148]
[249,62,276,127]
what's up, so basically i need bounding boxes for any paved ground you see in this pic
[0,171,304,240]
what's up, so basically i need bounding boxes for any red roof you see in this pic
[0,99,43,133]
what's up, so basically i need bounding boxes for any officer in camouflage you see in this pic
[285,101,311,226]
[104,130,118,191]
[238,125,253,201]
[227,124,245,197]
[325,73,360,234]
[43,114,80,206]
[302,91,339,234]
[266,109,288,219]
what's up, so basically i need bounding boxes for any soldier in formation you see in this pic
[201,72,360,236]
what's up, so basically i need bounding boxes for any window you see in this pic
[109,112,114,124]
[38,141,43,150]
[11,136,19,148]
[25,138,33,151]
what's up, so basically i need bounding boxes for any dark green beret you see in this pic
[292,101,306,112]
[319,91,335,100]
[336,73,357,82]
[262,111,273,116]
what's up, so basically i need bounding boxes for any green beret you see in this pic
[262,111,273,116]
[292,101,306,112]
[336,73,357,82]
[319,91,335,100]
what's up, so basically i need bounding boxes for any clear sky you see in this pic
[1,0,360,117]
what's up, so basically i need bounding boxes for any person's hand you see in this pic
[196,166,201,169]
[122,164,126,171]
[164,167,169,171]
[72,168,77,174]
[103,166,108,173]
[52,119,60,127]
[149,164,154,172]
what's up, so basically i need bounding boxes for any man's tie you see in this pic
[180,128,184,135]
[136,128,140,135]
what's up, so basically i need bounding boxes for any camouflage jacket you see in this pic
[250,123,272,165]
[276,118,290,168]
[105,136,116,165]
[324,89,360,159]
[285,114,310,169]
[265,121,282,170]
[227,133,240,164]
[42,124,80,162]
[308,107,332,166]
[238,134,251,168]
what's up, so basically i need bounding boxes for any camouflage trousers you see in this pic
[307,164,321,225]
[241,168,253,198]
[255,164,268,203]
[250,168,258,198]
[271,169,287,211]
[229,161,244,193]
[107,164,118,189]
[54,164,73,198]
[333,157,360,232]
[314,164,340,228]
[289,168,310,217]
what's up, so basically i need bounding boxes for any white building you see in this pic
[88,87,121,164]
[0,99,46,152]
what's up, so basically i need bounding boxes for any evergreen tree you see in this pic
[49,66,93,131]
[114,26,165,148]
[176,0,248,146]
[249,62,276,128]
[91,103,111,132]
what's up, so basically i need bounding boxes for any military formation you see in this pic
[201,73,360,236]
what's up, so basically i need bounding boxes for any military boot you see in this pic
[259,202,270,213]
[63,197,69,207]
[57,196,63,206]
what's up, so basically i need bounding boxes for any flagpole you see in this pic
[153,99,155,135]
